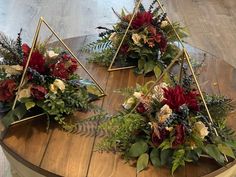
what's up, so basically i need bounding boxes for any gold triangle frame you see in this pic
[125,0,227,161]
[10,17,106,126]
[108,0,142,71]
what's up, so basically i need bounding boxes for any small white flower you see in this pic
[158,104,172,123]
[161,20,169,28]
[132,33,142,45]
[47,50,59,58]
[194,121,209,139]
[122,97,135,110]
[133,92,142,99]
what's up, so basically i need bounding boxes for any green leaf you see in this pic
[144,60,155,74]
[203,144,225,164]
[150,148,161,167]
[172,149,185,174]
[153,66,161,78]
[25,101,35,110]
[138,58,145,70]
[218,144,235,159]
[128,141,148,158]
[1,110,16,128]
[137,153,149,173]
[160,149,172,166]
[13,104,27,119]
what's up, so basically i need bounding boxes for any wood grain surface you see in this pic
[1,35,236,177]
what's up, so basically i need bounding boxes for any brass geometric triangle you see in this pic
[108,0,142,72]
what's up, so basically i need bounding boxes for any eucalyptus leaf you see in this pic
[144,60,155,74]
[203,144,225,164]
[218,144,235,159]
[160,149,172,166]
[137,153,149,173]
[150,148,161,167]
[153,66,161,78]
[128,141,148,157]
[25,101,36,110]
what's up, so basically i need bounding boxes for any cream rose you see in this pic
[122,97,135,110]
[18,87,31,100]
[161,20,169,28]
[1,65,23,75]
[47,50,59,58]
[50,79,65,94]
[109,32,117,43]
[132,33,142,46]
[152,82,168,102]
[158,104,172,123]
[194,121,209,139]
[133,92,142,99]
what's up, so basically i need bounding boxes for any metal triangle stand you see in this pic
[10,17,106,126]
[108,0,142,71]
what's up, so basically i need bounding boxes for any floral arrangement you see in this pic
[98,73,236,174]
[82,1,188,75]
[0,31,101,131]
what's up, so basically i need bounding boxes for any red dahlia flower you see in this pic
[132,11,153,29]
[172,124,185,148]
[163,85,199,112]
[22,43,45,74]
[50,55,78,80]
[0,79,17,102]
[31,85,48,100]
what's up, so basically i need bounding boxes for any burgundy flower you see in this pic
[132,11,153,29]
[22,44,45,74]
[50,62,69,80]
[158,35,167,53]
[62,54,78,74]
[136,102,148,113]
[152,125,169,147]
[172,124,185,148]
[31,85,48,100]
[0,79,17,102]
[163,85,199,112]
[120,44,129,54]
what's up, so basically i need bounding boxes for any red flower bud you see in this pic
[0,79,17,102]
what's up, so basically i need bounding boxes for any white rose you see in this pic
[152,82,168,102]
[47,50,59,58]
[122,97,135,110]
[194,121,209,139]
[161,20,169,28]
[133,92,142,99]
[132,33,142,46]
[109,32,117,43]
[158,104,172,123]
[18,87,31,100]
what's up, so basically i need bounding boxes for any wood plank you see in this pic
[87,69,144,177]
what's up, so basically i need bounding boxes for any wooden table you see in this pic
[1,36,236,177]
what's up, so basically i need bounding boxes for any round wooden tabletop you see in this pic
[1,35,236,177]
